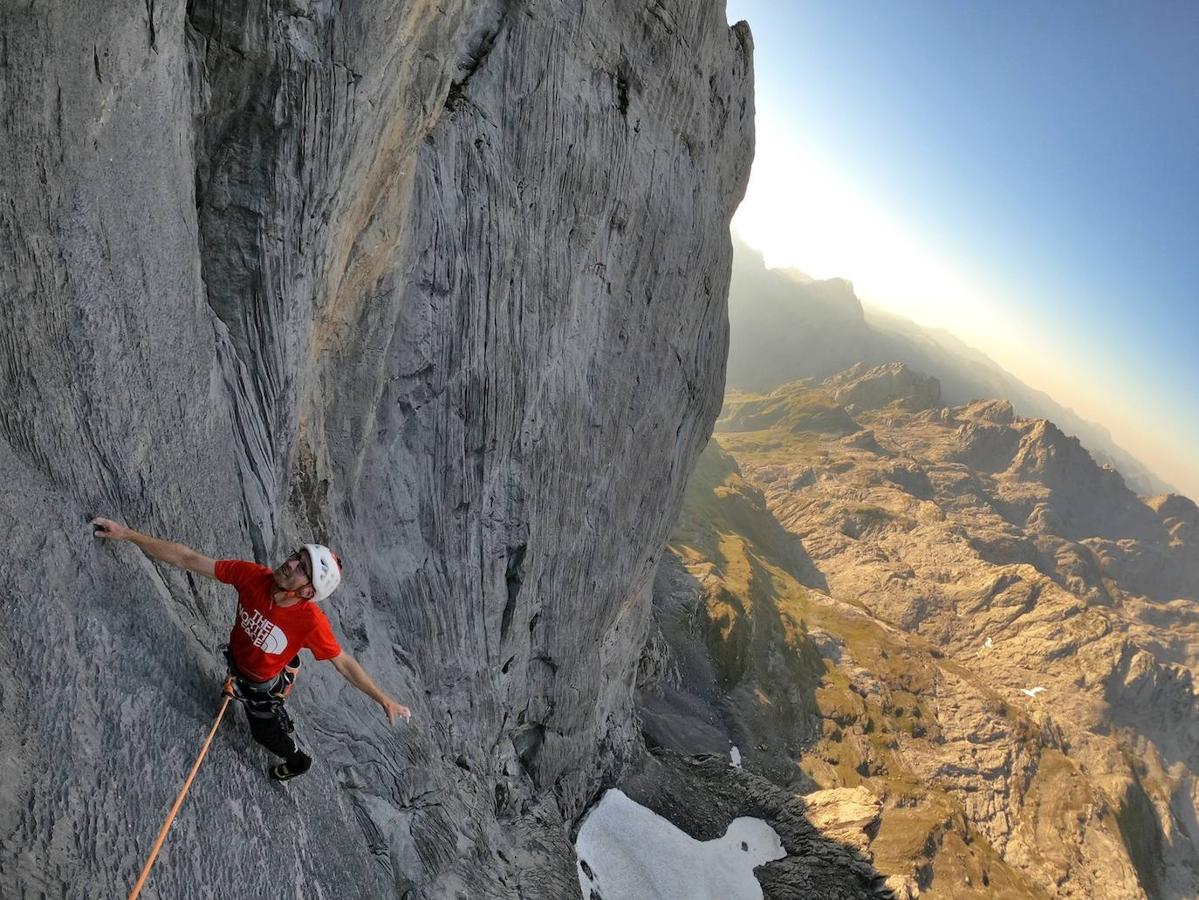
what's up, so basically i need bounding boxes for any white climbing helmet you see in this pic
[303,544,342,601]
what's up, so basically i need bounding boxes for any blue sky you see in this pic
[725,0,1199,499]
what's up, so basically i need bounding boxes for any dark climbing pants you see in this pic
[230,653,312,775]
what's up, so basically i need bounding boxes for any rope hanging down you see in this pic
[128,686,234,900]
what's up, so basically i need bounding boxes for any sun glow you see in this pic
[732,122,1013,353]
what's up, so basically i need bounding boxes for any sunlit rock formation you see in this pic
[641,365,1199,898]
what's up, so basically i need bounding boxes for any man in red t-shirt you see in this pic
[92,517,411,781]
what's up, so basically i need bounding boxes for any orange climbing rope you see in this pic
[128,683,235,900]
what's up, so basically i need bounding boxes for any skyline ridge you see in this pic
[728,234,1188,502]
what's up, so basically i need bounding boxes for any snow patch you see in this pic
[730,745,742,767]
[575,789,785,900]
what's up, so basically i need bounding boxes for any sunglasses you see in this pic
[285,549,313,584]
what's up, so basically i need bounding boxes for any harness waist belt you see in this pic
[223,648,277,690]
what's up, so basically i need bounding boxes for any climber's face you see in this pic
[274,549,315,600]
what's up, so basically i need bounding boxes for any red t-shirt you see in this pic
[216,559,342,681]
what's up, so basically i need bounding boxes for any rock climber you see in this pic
[90,517,411,781]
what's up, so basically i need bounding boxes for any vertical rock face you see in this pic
[0,2,753,896]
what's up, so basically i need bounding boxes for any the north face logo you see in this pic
[238,606,288,655]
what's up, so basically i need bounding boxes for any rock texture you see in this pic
[0,2,752,896]
[640,365,1199,898]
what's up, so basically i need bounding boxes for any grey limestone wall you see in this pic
[0,1,752,896]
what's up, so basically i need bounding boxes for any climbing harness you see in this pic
[222,647,299,700]
[127,679,236,900]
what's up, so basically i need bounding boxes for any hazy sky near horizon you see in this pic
[725,0,1199,499]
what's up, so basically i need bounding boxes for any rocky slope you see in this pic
[639,363,1199,898]
[0,2,752,896]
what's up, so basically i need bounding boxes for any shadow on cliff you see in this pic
[638,439,834,788]
[621,438,893,896]
[637,555,826,789]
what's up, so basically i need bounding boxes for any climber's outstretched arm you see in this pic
[91,516,217,579]
[330,651,412,725]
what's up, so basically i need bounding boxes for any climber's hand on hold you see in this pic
[382,696,412,725]
[91,516,132,540]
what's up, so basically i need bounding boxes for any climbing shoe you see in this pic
[269,749,312,781]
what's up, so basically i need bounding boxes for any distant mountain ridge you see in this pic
[727,239,1176,498]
